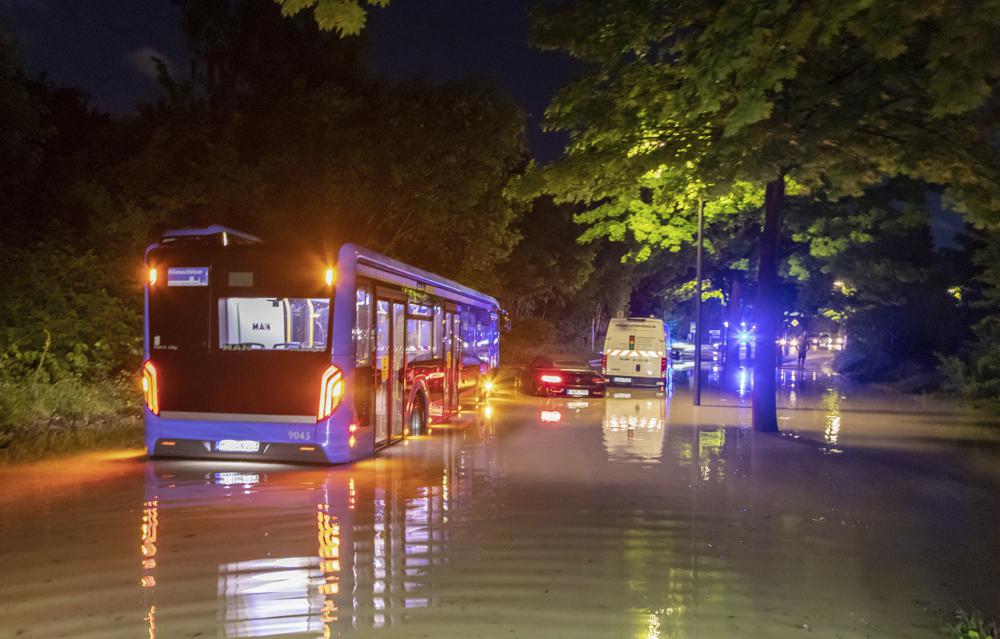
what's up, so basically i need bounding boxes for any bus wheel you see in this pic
[410,395,427,436]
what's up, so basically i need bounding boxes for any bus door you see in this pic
[375,300,390,446]
[451,313,462,409]
[375,295,407,445]
[391,300,405,440]
[443,311,459,413]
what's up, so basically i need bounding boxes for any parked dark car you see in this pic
[517,355,607,397]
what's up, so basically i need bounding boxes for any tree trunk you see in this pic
[752,175,784,433]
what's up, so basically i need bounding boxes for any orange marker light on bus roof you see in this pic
[325,267,336,286]
[148,267,158,286]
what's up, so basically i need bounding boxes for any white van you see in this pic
[602,317,669,388]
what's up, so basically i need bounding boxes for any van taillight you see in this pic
[317,365,344,421]
[142,361,159,415]
[661,357,668,374]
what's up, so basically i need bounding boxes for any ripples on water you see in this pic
[0,374,997,638]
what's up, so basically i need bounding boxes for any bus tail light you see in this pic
[142,361,159,415]
[317,365,344,420]
[661,357,668,375]
[602,354,607,371]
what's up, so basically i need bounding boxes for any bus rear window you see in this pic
[218,297,330,351]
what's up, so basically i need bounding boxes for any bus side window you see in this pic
[433,305,443,358]
[355,285,372,365]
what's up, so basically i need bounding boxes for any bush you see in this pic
[936,353,968,394]
[500,316,592,367]
[944,610,998,639]
[0,375,141,462]
[0,242,142,384]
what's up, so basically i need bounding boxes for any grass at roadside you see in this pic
[945,610,999,639]
[0,377,143,464]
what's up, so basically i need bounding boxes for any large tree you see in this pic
[525,0,1000,431]
[126,0,527,290]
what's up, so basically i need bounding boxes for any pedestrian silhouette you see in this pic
[797,336,809,368]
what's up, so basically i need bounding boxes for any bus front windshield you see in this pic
[218,297,330,352]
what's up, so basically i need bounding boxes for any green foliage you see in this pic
[668,280,725,304]
[528,0,1000,243]
[957,233,1000,399]
[0,242,142,383]
[783,183,969,382]
[275,0,389,36]
[944,610,999,639]
[0,377,140,463]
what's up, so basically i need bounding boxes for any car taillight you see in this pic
[317,365,344,421]
[142,360,159,415]
[661,357,668,374]
[592,377,603,384]
[539,374,563,384]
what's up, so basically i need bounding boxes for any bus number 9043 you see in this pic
[288,430,311,441]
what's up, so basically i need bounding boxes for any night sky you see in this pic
[1,0,578,162]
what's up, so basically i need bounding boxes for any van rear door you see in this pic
[603,320,666,382]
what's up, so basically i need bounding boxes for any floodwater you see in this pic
[0,369,998,638]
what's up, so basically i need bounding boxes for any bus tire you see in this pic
[410,394,427,436]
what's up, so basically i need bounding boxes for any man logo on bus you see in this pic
[252,322,271,331]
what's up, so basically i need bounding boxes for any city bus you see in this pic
[142,225,500,464]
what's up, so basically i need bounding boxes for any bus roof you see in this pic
[339,243,499,310]
[145,226,499,310]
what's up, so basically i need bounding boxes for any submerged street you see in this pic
[0,371,997,639]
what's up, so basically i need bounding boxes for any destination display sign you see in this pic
[167,266,209,287]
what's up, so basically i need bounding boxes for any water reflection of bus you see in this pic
[142,225,499,463]
[139,456,463,638]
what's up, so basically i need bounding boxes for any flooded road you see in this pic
[0,375,997,638]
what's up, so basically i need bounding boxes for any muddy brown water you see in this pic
[0,377,997,638]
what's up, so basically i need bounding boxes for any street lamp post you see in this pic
[693,198,704,406]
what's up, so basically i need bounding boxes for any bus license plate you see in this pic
[216,439,260,453]
[566,389,589,396]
